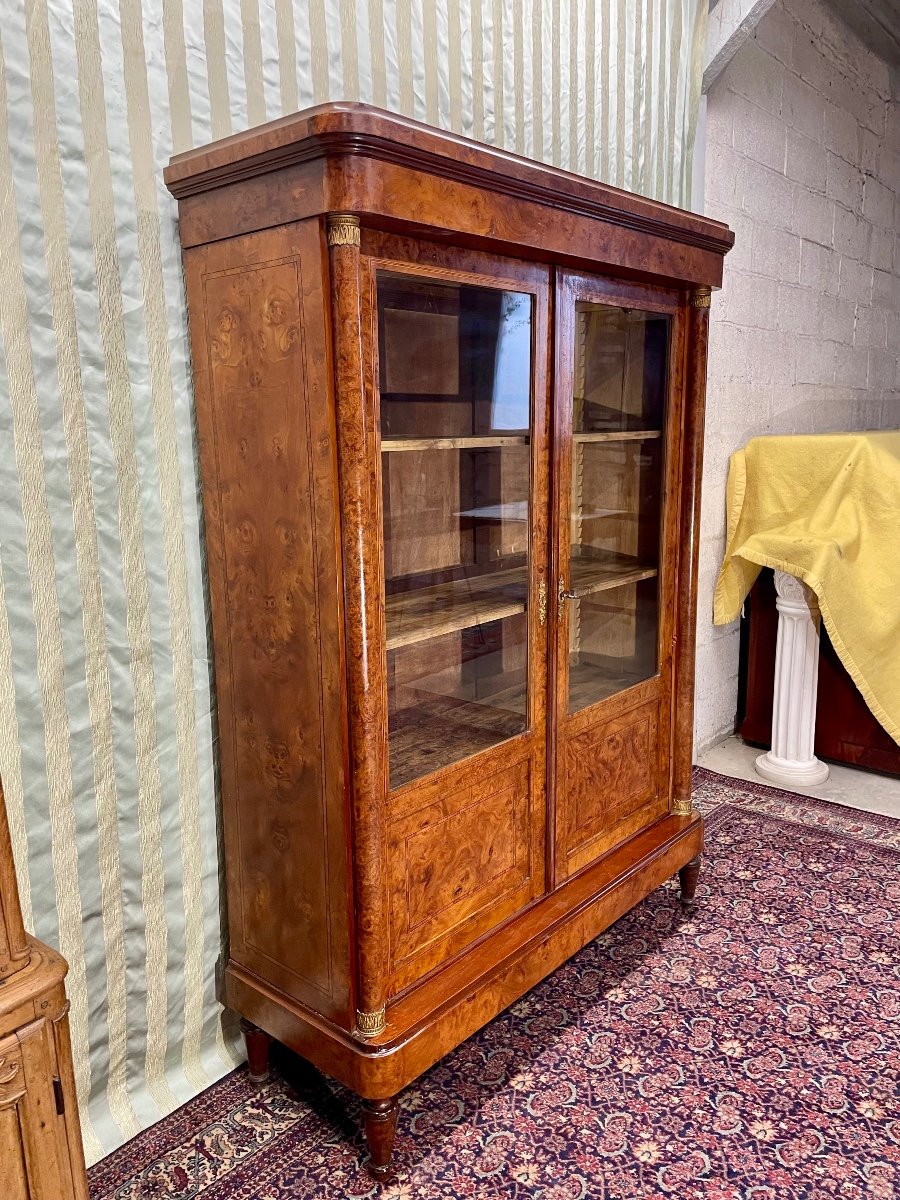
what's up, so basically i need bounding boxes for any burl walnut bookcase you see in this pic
[165,103,733,1179]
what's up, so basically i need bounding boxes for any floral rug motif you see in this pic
[89,769,900,1199]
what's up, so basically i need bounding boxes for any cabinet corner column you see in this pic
[0,778,31,980]
[327,213,389,1039]
[672,285,712,817]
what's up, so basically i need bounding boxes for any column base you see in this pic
[755,751,830,788]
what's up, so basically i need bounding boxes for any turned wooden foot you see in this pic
[678,855,701,904]
[240,1018,272,1083]
[362,1095,399,1182]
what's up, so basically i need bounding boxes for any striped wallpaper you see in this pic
[0,0,707,1163]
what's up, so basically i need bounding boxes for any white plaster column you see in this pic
[755,570,830,787]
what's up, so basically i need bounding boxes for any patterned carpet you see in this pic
[89,769,900,1199]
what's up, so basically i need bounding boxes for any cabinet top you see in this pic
[165,102,733,277]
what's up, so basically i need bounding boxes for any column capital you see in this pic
[773,569,820,617]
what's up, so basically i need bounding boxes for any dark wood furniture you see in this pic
[0,776,90,1200]
[165,103,733,1179]
[739,568,900,776]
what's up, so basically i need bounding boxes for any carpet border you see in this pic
[693,764,900,831]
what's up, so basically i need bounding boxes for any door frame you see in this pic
[355,230,555,990]
[550,270,687,884]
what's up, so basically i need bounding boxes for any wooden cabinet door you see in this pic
[0,1020,85,1200]
[551,272,685,882]
[358,234,552,990]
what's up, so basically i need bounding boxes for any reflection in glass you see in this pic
[566,304,669,713]
[378,272,533,789]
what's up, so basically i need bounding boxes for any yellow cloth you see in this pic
[713,431,900,746]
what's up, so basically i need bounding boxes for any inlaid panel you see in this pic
[563,695,668,876]
[188,222,351,1021]
[387,756,542,991]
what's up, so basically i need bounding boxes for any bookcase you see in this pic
[165,102,733,1179]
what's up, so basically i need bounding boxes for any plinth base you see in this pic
[755,751,830,788]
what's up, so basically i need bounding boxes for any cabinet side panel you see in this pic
[184,221,351,1023]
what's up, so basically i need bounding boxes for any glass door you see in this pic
[553,273,681,879]
[564,303,666,708]
[376,270,542,792]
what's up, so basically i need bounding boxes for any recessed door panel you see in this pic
[554,274,682,881]
[563,687,669,875]
[386,752,541,992]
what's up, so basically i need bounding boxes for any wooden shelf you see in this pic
[568,660,652,709]
[389,692,524,790]
[568,556,658,599]
[573,430,661,443]
[385,556,657,650]
[381,435,529,452]
[386,568,526,650]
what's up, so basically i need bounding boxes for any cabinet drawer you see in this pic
[386,752,543,992]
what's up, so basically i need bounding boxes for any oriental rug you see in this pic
[89,769,900,1199]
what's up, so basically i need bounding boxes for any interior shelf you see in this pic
[567,659,654,709]
[385,556,657,649]
[385,567,526,650]
[388,692,524,790]
[573,430,661,443]
[382,435,529,452]
[568,556,658,599]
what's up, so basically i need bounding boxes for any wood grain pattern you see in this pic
[184,221,353,1024]
[382,435,528,451]
[164,104,733,280]
[223,808,703,1100]
[385,567,526,649]
[167,103,729,1178]
[387,756,541,992]
[564,696,668,875]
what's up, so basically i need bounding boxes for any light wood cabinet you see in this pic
[165,103,732,1179]
[0,779,90,1200]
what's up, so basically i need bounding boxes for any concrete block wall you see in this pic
[695,0,899,752]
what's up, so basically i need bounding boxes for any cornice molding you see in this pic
[165,108,735,260]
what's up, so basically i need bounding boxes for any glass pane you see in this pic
[378,272,533,790]
[566,303,669,714]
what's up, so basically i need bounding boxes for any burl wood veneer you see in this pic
[0,777,90,1200]
[165,103,732,1180]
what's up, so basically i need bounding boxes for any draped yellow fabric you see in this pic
[714,432,900,746]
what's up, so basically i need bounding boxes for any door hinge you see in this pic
[53,1077,65,1115]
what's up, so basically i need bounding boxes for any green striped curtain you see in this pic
[0,0,707,1162]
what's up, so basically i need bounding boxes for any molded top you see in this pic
[165,102,733,259]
